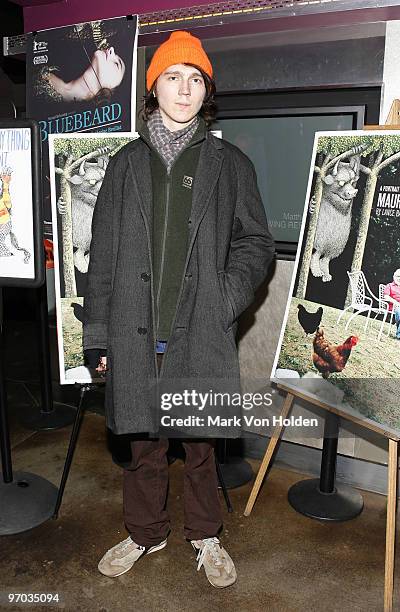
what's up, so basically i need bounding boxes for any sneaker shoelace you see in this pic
[195,537,224,571]
[121,537,144,552]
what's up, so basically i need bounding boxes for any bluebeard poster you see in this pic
[26,16,138,229]
[273,130,400,436]
[48,132,139,384]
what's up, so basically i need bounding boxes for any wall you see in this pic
[23,0,212,33]
[145,23,385,91]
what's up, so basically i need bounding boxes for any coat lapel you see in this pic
[128,144,152,228]
[189,136,223,243]
[128,144,153,263]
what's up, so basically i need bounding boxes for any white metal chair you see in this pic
[337,271,381,332]
[377,283,395,341]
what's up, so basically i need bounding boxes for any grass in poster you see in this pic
[61,297,84,370]
[278,298,400,429]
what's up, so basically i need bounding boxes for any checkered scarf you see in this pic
[147,108,199,173]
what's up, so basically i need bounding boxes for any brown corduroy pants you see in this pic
[122,353,223,548]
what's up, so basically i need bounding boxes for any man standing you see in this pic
[83,31,275,587]
[383,269,400,339]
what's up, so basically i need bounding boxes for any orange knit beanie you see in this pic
[146,31,213,91]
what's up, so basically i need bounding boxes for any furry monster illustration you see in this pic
[57,154,109,273]
[310,155,360,282]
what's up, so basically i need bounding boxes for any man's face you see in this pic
[154,63,206,132]
[393,270,400,285]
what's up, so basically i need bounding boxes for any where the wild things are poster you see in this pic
[273,131,400,435]
[49,132,138,384]
[0,127,35,282]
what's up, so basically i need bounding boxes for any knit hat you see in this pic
[146,31,213,91]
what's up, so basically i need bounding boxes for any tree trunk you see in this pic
[344,170,378,306]
[296,174,324,299]
[60,176,77,298]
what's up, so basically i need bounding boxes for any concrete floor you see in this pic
[1,321,399,611]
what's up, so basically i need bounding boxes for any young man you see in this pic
[83,31,275,587]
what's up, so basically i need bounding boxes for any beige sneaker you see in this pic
[191,537,237,588]
[98,536,167,577]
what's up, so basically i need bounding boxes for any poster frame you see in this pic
[48,131,139,385]
[0,119,44,288]
[272,128,400,440]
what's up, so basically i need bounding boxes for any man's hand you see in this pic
[84,348,107,372]
[309,195,316,214]
[96,356,107,373]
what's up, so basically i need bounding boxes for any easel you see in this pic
[244,381,399,612]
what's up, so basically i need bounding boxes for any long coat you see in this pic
[83,130,275,436]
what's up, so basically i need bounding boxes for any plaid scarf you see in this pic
[147,108,199,173]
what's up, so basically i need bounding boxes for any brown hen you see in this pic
[312,328,358,379]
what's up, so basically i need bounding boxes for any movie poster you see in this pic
[0,126,35,282]
[273,130,400,436]
[26,16,138,228]
[48,132,139,384]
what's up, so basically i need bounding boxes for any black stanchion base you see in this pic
[218,457,253,489]
[19,403,76,431]
[288,478,364,522]
[0,471,58,535]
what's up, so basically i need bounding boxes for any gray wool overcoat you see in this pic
[83,130,275,436]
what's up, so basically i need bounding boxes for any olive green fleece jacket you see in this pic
[139,119,206,340]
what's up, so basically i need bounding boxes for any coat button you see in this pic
[141,272,150,282]
[184,273,192,280]
[137,327,147,335]
[188,218,192,225]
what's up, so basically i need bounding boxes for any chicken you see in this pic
[71,302,85,324]
[297,303,323,335]
[312,328,358,378]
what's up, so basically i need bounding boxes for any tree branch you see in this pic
[325,143,369,172]
[377,150,400,171]
[69,146,112,174]
[359,164,371,176]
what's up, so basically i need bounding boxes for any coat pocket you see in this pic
[217,271,236,331]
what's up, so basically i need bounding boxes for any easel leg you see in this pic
[52,385,88,519]
[384,439,398,612]
[215,456,233,513]
[244,392,294,517]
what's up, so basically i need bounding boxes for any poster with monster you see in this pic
[0,121,44,288]
[26,15,138,231]
[273,130,400,436]
[49,132,139,384]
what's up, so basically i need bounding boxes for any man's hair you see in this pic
[140,64,217,127]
